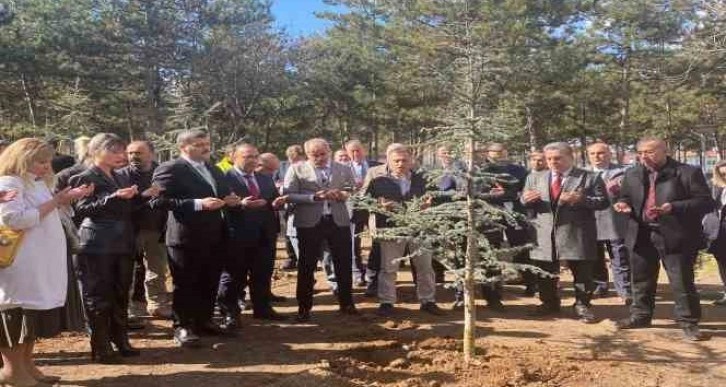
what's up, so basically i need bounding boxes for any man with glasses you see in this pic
[282,138,359,322]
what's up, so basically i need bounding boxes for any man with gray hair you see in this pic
[151,130,241,347]
[363,143,444,317]
[521,141,608,323]
[283,138,359,322]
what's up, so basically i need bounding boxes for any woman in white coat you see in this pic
[0,138,91,386]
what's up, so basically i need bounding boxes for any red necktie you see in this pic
[551,173,562,200]
[244,175,260,198]
[643,172,658,221]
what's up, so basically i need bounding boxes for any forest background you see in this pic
[0,0,724,163]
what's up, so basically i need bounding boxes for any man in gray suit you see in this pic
[586,142,632,304]
[522,142,609,323]
[282,138,359,322]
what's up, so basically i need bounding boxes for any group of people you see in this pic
[0,130,724,386]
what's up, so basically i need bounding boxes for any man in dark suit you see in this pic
[614,137,713,341]
[217,144,287,327]
[283,138,358,322]
[521,142,609,323]
[586,142,631,304]
[150,130,241,347]
[345,139,381,287]
[477,143,535,309]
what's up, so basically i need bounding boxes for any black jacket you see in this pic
[117,162,166,233]
[224,169,279,244]
[149,158,230,247]
[69,166,136,255]
[364,166,427,229]
[618,158,714,253]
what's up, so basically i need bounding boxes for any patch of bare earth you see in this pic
[34,262,726,386]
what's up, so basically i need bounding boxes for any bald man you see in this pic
[257,153,281,176]
[614,137,713,341]
[586,142,631,304]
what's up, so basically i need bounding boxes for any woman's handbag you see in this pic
[0,226,25,268]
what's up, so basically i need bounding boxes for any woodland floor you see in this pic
[34,253,726,387]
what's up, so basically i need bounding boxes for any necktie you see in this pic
[550,173,562,200]
[244,175,260,198]
[643,171,658,221]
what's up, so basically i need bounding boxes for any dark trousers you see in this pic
[75,253,134,334]
[535,259,594,307]
[296,217,354,311]
[130,251,146,303]
[630,228,701,324]
[595,239,631,298]
[167,243,224,328]
[217,236,275,317]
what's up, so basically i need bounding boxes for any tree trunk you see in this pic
[20,73,36,129]
[463,136,477,363]
[462,7,477,362]
[525,105,538,151]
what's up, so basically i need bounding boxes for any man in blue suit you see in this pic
[217,143,287,328]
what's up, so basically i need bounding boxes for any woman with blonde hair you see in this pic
[704,160,726,305]
[0,138,92,386]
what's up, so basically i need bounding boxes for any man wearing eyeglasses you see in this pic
[282,138,359,322]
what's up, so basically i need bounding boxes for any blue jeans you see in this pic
[596,239,631,298]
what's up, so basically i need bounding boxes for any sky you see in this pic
[271,0,346,37]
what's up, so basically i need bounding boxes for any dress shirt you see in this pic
[312,162,332,215]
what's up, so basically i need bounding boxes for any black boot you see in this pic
[89,312,120,364]
[110,309,140,357]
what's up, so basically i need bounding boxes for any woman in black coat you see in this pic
[704,160,726,306]
[69,133,153,363]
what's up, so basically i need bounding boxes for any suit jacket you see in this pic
[69,166,136,255]
[224,169,280,244]
[478,160,528,213]
[283,160,356,228]
[363,165,428,229]
[585,163,630,240]
[618,158,713,254]
[117,162,166,233]
[521,167,609,262]
[150,158,230,247]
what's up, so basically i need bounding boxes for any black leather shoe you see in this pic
[253,309,288,321]
[173,327,200,348]
[339,305,359,315]
[196,322,234,337]
[574,304,596,324]
[528,303,561,317]
[614,317,651,330]
[681,324,708,341]
[269,294,288,303]
[295,308,311,323]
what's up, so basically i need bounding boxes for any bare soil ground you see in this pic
[35,259,726,387]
